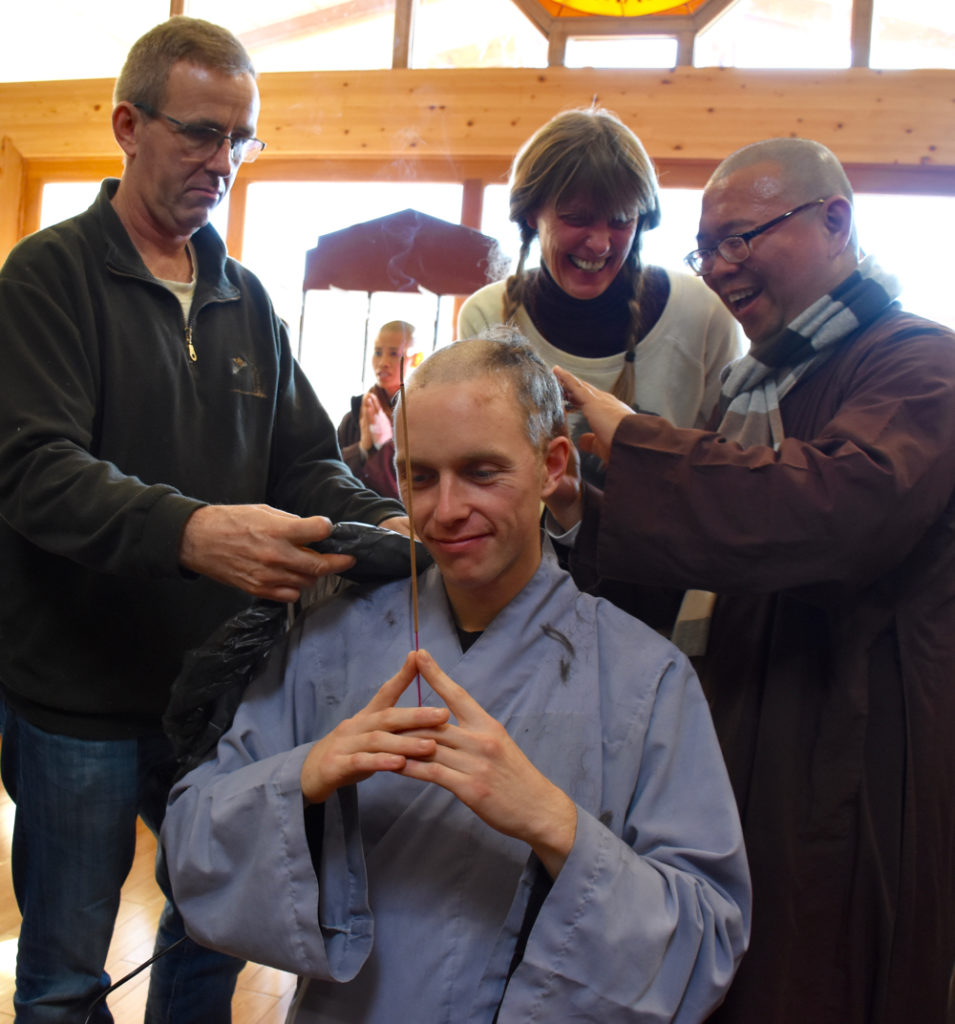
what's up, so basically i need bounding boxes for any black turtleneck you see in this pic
[522,262,670,358]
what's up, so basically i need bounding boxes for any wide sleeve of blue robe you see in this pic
[163,556,750,1023]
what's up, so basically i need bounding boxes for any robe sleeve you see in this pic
[336,399,401,500]
[339,438,400,500]
[596,322,955,596]
[161,630,375,981]
[497,654,750,1023]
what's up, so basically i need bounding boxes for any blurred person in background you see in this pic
[337,320,418,500]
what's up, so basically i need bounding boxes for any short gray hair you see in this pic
[114,17,256,109]
[401,329,566,451]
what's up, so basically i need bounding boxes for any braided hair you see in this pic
[503,107,661,403]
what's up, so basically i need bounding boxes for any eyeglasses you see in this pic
[133,103,266,165]
[684,198,826,276]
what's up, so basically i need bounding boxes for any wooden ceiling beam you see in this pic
[393,0,416,69]
[3,67,948,171]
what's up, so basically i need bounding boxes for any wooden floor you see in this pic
[0,780,296,1023]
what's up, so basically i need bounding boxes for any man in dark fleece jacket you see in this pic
[0,17,406,1024]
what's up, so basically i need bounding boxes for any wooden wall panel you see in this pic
[1,67,951,172]
[0,65,952,261]
[0,79,115,162]
[255,68,955,171]
[0,136,25,256]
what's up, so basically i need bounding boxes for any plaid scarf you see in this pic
[717,255,901,449]
[670,256,901,658]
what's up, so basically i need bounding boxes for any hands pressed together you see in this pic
[181,363,631,875]
[359,389,393,453]
[300,649,578,879]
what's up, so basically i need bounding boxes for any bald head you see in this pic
[698,138,861,348]
[710,138,852,198]
[707,138,857,249]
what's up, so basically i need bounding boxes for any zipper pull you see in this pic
[185,326,197,362]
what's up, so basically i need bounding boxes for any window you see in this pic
[565,35,679,69]
[870,0,955,70]
[192,0,549,72]
[242,180,464,422]
[695,0,853,69]
[188,0,398,72]
[40,183,103,228]
[0,1,168,82]
[853,192,954,328]
[412,0,547,68]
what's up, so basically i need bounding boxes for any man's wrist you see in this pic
[528,793,578,880]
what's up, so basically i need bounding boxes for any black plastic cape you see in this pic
[164,523,431,780]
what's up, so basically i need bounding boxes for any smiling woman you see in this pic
[457,106,743,489]
[528,199,639,303]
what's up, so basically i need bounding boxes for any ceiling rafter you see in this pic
[236,0,393,50]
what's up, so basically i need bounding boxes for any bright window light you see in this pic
[189,0,397,72]
[695,0,853,69]
[41,182,231,240]
[870,0,955,70]
[0,2,167,82]
[565,36,678,69]
[242,180,464,423]
[412,0,547,68]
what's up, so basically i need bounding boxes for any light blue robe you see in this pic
[163,552,750,1022]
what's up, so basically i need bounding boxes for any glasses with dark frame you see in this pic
[133,103,266,165]
[684,198,826,276]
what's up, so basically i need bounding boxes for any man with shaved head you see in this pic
[162,334,751,1023]
[549,138,955,1023]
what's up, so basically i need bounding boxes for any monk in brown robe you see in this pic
[547,137,955,1024]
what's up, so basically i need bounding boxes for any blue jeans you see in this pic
[0,699,244,1023]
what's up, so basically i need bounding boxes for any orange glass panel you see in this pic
[556,0,690,14]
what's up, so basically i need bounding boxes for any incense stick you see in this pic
[398,356,421,705]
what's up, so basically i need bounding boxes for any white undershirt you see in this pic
[155,241,197,326]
